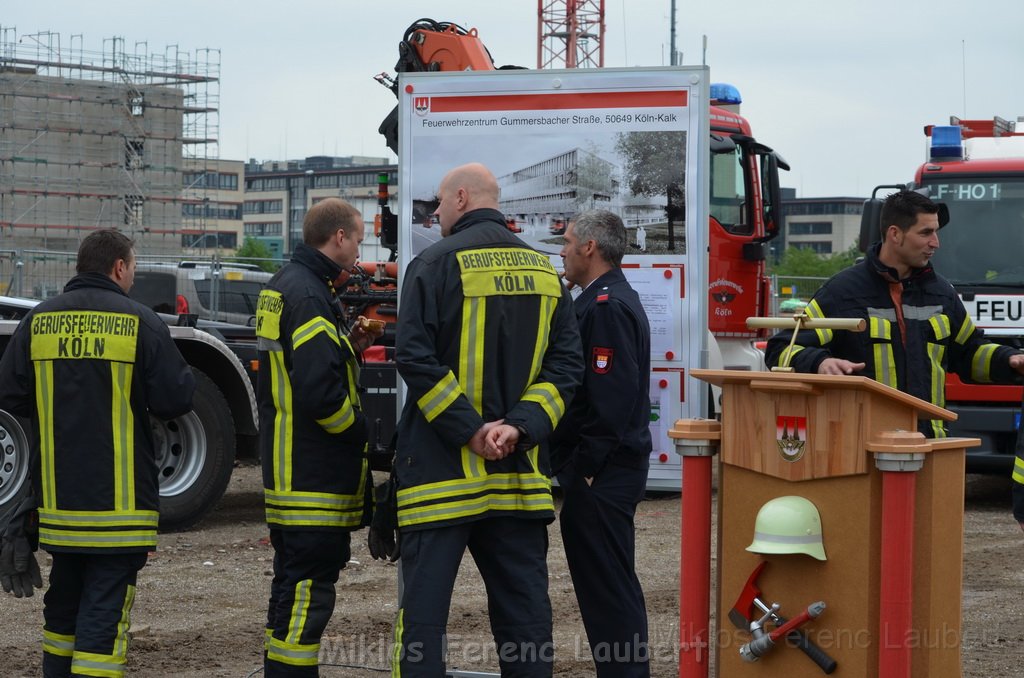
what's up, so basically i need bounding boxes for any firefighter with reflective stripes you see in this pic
[255,198,380,677]
[766,190,1024,439]
[391,163,583,676]
[0,229,195,678]
[1014,437,1024,532]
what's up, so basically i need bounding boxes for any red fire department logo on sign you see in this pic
[776,415,807,462]
[414,97,430,116]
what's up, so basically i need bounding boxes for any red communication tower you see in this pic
[537,0,605,69]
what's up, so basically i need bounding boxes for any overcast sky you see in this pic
[4,1,1022,197]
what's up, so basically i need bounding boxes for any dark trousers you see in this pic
[393,516,553,677]
[265,529,351,678]
[559,462,650,677]
[41,550,148,678]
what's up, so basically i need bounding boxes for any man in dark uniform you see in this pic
[0,229,195,678]
[255,198,382,677]
[552,209,652,677]
[392,162,583,677]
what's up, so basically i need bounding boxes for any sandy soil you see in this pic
[2,464,1020,677]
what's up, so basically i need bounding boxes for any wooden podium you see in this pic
[683,369,978,678]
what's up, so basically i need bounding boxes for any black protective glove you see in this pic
[367,476,400,562]
[0,497,43,598]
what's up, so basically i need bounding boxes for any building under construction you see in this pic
[0,27,220,283]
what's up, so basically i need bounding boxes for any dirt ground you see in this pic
[2,463,1021,677]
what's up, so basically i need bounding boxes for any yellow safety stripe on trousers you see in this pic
[955,315,978,345]
[34,360,57,508]
[872,342,897,389]
[110,362,135,512]
[805,299,833,345]
[970,343,997,382]
[521,382,565,428]
[391,609,405,678]
[267,636,319,667]
[926,342,946,410]
[70,649,126,677]
[1013,456,1024,484]
[29,311,138,363]
[460,296,486,478]
[292,315,340,351]
[286,579,313,645]
[112,584,135,659]
[42,629,75,657]
[315,398,355,434]
[776,344,804,368]
[416,371,464,423]
[269,349,294,492]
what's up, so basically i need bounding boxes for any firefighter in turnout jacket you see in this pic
[255,198,381,677]
[766,190,1024,439]
[0,229,195,678]
[392,163,583,676]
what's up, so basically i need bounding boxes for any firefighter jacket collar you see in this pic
[449,208,507,236]
[63,271,129,297]
[867,242,935,286]
[291,242,343,285]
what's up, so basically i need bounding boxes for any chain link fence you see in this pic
[769,274,830,316]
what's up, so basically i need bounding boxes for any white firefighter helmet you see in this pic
[745,495,827,561]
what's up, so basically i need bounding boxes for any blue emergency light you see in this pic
[710,83,742,106]
[930,125,964,160]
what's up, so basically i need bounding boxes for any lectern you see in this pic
[673,369,978,678]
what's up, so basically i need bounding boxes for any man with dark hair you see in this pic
[550,208,652,677]
[391,162,583,677]
[0,228,195,677]
[766,190,1024,439]
[255,197,382,677]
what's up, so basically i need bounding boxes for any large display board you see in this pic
[397,67,710,490]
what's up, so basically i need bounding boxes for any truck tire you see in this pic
[154,367,236,531]
[0,410,31,520]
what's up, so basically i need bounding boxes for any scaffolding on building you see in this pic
[0,25,219,291]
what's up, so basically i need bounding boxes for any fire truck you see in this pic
[348,20,789,482]
[859,115,1024,471]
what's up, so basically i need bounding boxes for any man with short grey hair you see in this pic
[553,208,652,677]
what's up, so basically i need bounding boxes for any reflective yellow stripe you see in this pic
[929,419,947,438]
[112,584,135,658]
[927,342,946,409]
[873,342,897,389]
[397,490,555,527]
[256,289,284,340]
[292,316,340,351]
[39,527,157,549]
[39,508,159,527]
[316,399,355,434]
[43,629,75,657]
[391,609,404,678]
[287,579,312,645]
[460,296,486,479]
[264,460,367,528]
[522,382,565,427]
[955,316,977,345]
[1013,456,1024,484]
[397,471,551,506]
[806,300,833,345]
[267,636,319,667]
[34,360,56,508]
[264,488,365,510]
[528,295,555,385]
[971,343,997,382]
[417,371,463,423]
[269,350,293,491]
[457,247,561,298]
[777,344,804,367]
[71,650,126,677]
[929,314,951,341]
[110,362,135,511]
[869,317,891,340]
[29,311,138,363]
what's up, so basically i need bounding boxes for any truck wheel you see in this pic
[0,410,31,518]
[154,368,235,531]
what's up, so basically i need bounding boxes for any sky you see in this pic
[3,0,1023,198]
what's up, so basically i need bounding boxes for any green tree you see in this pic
[614,131,686,250]
[770,243,861,298]
[229,238,280,273]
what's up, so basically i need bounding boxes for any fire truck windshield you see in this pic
[709,145,751,235]
[923,177,1024,287]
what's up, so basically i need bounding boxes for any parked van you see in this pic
[130,261,272,326]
